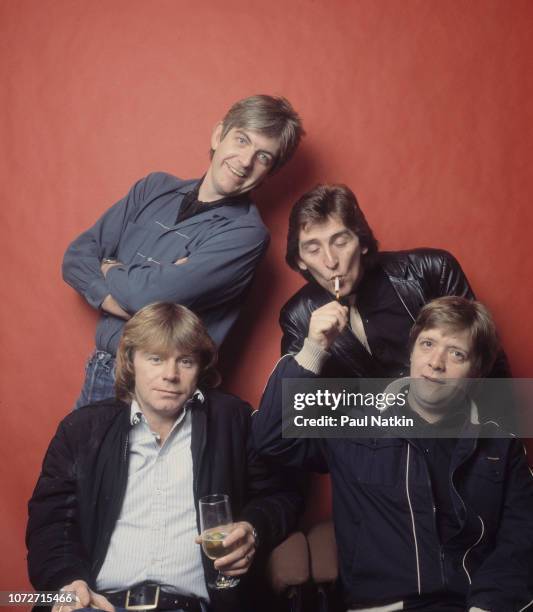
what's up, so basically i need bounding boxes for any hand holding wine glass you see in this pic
[198,494,257,589]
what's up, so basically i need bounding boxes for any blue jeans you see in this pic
[74,350,117,409]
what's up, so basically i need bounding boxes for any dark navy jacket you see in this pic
[252,356,533,611]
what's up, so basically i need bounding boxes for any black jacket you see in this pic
[27,392,301,611]
[280,248,509,378]
[252,356,533,611]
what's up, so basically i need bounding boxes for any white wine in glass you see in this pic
[199,494,239,589]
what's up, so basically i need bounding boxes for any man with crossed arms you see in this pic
[63,95,303,408]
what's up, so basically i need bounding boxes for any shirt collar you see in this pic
[177,179,202,195]
[178,177,251,202]
[130,389,205,426]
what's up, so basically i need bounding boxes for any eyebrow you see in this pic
[448,345,470,354]
[300,230,352,248]
[235,130,276,158]
[235,130,251,145]
[330,230,352,240]
[419,335,470,354]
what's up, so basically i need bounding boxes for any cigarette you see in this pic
[334,276,340,300]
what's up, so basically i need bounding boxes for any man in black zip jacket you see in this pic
[27,302,301,612]
[252,296,533,611]
[280,184,509,381]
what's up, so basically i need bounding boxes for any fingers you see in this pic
[214,522,256,575]
[220,523,251,548]
[53,581,114,612]
[53,581,90,611]
[90,592,115,612]
[308,301,349,350]
[100,261,122,277]
[174,257,189,265]
[215,542,255,575]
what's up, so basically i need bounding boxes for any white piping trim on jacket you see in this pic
[519,599,533,611]
[521,443,533,479]
[136,252,161,265]
[462,515,485,584]
[155,221,190,239]
[257,354,292,398]
[405,444,421,595]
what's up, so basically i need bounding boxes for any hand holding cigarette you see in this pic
[307,301,349,350]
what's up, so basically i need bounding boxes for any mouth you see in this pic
[225,162,246,178]
[155,389,181,396]
[422,375,445,385]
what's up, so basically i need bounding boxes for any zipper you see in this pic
[450,437,489,586]
[462,515,484,584]
[417,441,446,587]
[389,278,417,323]
[450,436,477,535]
[405,444,422,594]
[450,469,467,530]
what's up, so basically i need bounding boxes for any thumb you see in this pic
[66,581,92,608]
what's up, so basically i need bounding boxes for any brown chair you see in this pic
[307,520,339,612]
[267,531,310,612]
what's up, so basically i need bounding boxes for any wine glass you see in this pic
[199,494,240,589]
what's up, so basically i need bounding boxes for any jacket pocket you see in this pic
[469,456,505,483]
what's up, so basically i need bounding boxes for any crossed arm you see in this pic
[98,257,189,320]
[62,174,269,322]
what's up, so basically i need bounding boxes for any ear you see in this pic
[210,122,224,151]
[296,258,308,271]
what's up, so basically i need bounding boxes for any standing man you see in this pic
[253,297,533,611]
[27,303,301,612]
[63,95,303,407]
[280,183,508,379]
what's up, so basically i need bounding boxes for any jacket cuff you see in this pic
[86,277,110,309]
[294,338,330,374]
[239,506,272,552]
[43,565,92,591]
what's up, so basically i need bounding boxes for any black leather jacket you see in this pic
[280,248,509,379]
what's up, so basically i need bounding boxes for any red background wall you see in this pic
[2,0,532,592]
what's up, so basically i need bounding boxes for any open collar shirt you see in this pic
[96,392,209,600]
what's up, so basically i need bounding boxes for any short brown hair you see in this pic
[115,302,219,402]
[408,296,500,377]
[286,184,379,278]
[213,95,304,172]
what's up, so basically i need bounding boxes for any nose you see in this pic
[428,348,446,372]
[162,359,179,381]
[323,246,339,270]
[239,147,255,169]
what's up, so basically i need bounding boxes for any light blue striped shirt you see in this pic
[96,394,208,600]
